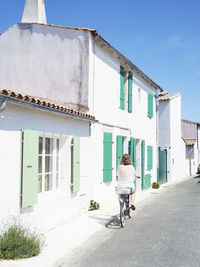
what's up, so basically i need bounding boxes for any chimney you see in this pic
[22,0,47,24]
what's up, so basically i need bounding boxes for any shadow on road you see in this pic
[105,214,121,229]
[193,174,200,183]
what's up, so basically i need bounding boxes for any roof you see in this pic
[181,118,200,126]
[158,93,180,101]
[0,89,97,122]
[183,139,196,146]
[18,22,98,35]
[94,35,163,91]
[18,22,162,91]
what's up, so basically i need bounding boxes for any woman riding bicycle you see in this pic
[116,154,139,210]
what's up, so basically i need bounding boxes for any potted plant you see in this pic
[151,182,160,193]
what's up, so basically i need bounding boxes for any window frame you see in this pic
[38,134,60,195]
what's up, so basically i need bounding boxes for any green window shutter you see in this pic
[71,136,80,193]
[129,137,134,164]
[103,132,113,182]
[120,66,125,110]
[129,137,137,189]
[141,140,145,190]
[144,174,151,190]
[116,136,123,178]
[21,130,39,208]
[128,71,133,113]
[148,94,153,118]
[147,145,153,170]
[129,137,136,169]
[133,138,137,170]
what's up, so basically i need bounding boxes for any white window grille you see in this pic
[38,135,60,193]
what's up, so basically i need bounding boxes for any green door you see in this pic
[159,150,167,184]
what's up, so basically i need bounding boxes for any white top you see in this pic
[116,165,137,184]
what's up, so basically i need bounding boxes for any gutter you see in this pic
[93,35,163,92]
[0,94,98,123]
[97,121,132,136]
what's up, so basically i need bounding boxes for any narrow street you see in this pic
[59,175,200,267]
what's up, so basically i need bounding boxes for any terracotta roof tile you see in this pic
[181,118,200,125]
[183,139,196,146]
[158,93,180,101]
[0,89,96,121]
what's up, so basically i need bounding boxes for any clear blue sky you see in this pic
[0,0,199,122]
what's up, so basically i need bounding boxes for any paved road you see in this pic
[60,176,200,267]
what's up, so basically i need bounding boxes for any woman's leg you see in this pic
[129,192,135,205]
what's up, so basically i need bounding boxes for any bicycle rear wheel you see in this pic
[120,201,126,227]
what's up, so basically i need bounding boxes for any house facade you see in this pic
[158,93,199,183]
[181,119,200,176]
[0,89,96,231]
[88,34,161,202]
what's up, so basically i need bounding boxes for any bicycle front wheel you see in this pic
[120,201,126,228]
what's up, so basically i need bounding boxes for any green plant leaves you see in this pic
[152,182,160,189]
[89,200,100,211]
[0,223,44,260]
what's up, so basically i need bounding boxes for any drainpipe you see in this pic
[155,92,160,182]
[0,99,7,112]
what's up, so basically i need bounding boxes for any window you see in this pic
[38,136,60,193]
[148,94,153,118]
[186,145,194,159]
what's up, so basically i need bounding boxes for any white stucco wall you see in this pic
[0,102,92,231]
[0,131,21,219]
[0,23,90,111]
[169,96,187,181]
[159,101,171,148]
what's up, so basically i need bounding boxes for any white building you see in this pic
[158,93,199,183]
[0,89,97,231]
[0,0,169,231]
[181,119,199,176]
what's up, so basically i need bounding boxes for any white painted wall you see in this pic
[0,103,92,232]
[0,131,21,220]
[159,101,170,148]
[0,23,90,112]
[169,96,186,181]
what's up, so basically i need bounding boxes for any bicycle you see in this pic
[115,186,133,228]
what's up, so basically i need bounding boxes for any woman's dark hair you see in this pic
[120,154,132,165]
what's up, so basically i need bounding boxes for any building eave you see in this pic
[93,34,163,91]
[0,89,98,123]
